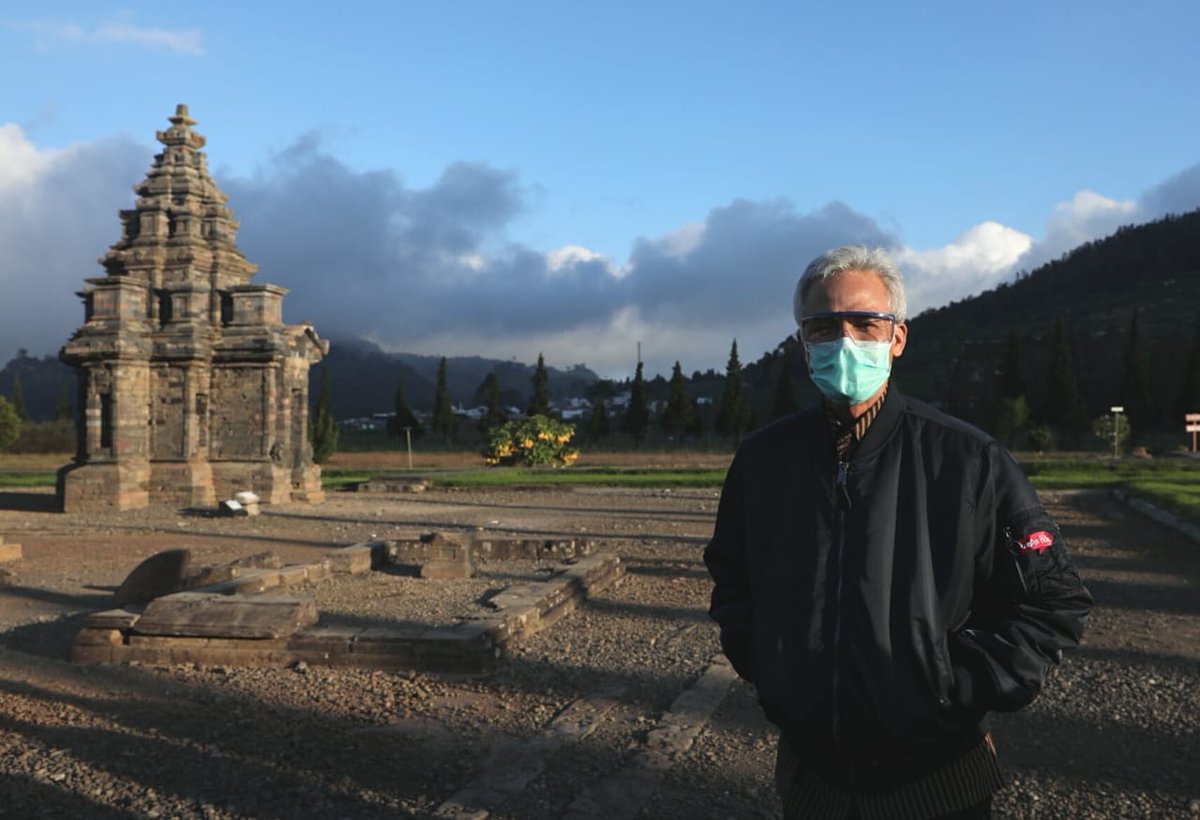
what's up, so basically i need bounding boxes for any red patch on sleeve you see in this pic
[1016,530,1055,554]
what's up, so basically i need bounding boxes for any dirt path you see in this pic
[0,486,1196,818]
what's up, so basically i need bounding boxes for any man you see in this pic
[704,246,1092,819]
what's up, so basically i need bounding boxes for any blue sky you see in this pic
[3,2,1200,379]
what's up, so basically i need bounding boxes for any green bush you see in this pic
[483,414,578,467]
[0,397,21,453]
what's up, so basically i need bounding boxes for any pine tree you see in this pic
[1175,311,1200,420]
[586,395,611,441]
[0,396,20,453]
[716,340,754,440]
[10,372,27,422]
[993,332,1029,448]
[997,332,1025,400]
[527,353,553,418]
[432,357,456,445]
[309,365,338,464]
[386,378,423,439]
[771,345,800,420]
[1117,306,1156,437]
[1042,318,1088,446]
[586,381,611,442]
[55,384,72,421]
[621,361,650,446]
[660,361,697,441]
[479,372,508,433]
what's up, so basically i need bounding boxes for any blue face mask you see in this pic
[804,336,892,404]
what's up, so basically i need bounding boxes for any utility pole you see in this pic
[404,426,413,470]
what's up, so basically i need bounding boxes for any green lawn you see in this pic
[1026,458,1200,528]
[0,472,57,488]
[6,456,1200,531]
[327,467,729,489]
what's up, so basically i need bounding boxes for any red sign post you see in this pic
[1186,413,1200,452]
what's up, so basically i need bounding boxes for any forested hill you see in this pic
[892,209,1200,433]
[4,208,1199,435]
[314,337,599,418]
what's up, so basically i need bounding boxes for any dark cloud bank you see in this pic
[3,132,1200,377]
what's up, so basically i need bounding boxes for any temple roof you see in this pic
[100,104,257,287]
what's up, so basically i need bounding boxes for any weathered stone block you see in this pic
[114,548,192,605]
[84,609,142,630]
[134,593,317,639]
[0,541,22,563]
[327,544,378,575]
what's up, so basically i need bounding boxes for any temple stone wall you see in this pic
[58,105,327,512]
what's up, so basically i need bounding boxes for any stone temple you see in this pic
[58,104,328,512]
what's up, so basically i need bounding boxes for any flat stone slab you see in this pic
[133,592,318,639]
[0,541,22,563]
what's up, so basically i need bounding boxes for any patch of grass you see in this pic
[356,467,729,489]
[0,472,57,488]
[1023,457,1200,528]
[1124,479,1200,528]
[320,470,373,489]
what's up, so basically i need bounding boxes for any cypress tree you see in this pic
[1117,306,1156,437]
[10,372,27,422]
[997,332,1025,399]
[527,353,553,418]
[993,332,1029,448]
[771,345,800,420]
[386,378,423,439]
[660,361,697,441]
[432,357,456,445]
[479,372,507,434]
[309,365,338,464]
[1042,318,1088,446]
[586,395,610,441]
[0,396,20,453]
[1175,311,1200,420]
[55,384,72,421]
[716,340,754,440]
[621,361,649,446]
[586,381,611,442]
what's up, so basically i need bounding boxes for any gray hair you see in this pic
[792,245,907,325]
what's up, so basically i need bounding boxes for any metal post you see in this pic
[1110,406,1124,459]
[404,426,413,470]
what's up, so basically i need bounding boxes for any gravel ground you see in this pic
[0,485,1196,818]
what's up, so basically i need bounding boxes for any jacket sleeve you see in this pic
[703,454,756,683]
[949,443,1093,713]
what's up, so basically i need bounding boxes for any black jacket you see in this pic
[704,389,1092,790]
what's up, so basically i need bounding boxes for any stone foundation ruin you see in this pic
[58,104,327,512]
[73,535,624,674]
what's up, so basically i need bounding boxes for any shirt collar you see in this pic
[824,381,890,459]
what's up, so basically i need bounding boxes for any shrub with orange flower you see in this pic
[482,414,579,467]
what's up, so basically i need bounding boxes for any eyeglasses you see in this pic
[798,310,896,344]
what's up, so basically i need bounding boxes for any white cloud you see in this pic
[545,244,618,276]
[898,221,1033,317]
[3,18,203,55]
[0,124,53,190]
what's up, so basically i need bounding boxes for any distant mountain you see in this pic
[7,208,1199,437]
[310,337,601,419]
[0,351,74,421]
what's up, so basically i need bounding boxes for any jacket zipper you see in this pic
[831,459,851,784]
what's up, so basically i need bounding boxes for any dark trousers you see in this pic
[775,737,996,820]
